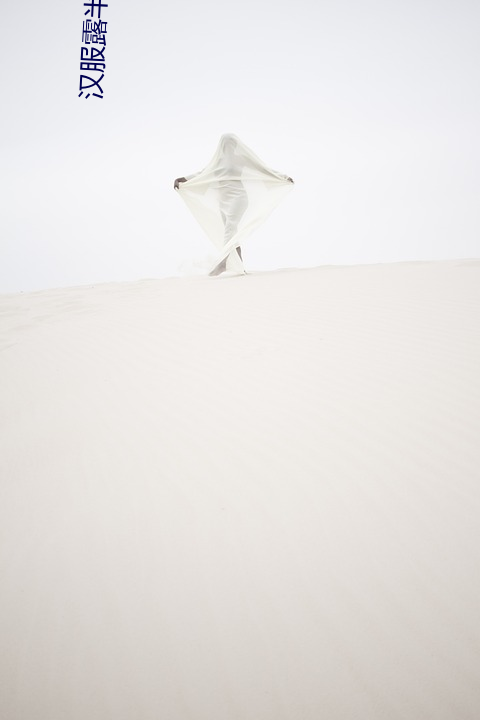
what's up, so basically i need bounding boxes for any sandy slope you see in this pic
[1,260,480,720]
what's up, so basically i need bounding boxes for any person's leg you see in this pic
[209,207,228,275]
[209,206,227,275]
[228,194,247,268]
[210,191,247,275]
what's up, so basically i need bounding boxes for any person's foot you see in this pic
[209,265,225,277]
[209,259,227,276]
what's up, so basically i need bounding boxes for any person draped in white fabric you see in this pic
[174,134,293,276]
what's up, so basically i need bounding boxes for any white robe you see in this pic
[176,134,293,274]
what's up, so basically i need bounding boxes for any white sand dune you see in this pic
[1,260,480,719]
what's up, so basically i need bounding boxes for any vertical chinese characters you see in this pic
[79,1,108,99]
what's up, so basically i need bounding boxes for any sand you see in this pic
[1,260,480,719]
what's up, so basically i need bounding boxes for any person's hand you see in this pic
[174,177,188,190]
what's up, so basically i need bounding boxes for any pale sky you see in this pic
[1,0,479,292]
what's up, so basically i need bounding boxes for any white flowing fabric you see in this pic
[176,134,293,274]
